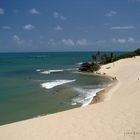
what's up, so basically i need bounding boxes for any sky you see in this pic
[0,0,140,52]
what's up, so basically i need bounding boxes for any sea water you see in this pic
[0,52,114,125]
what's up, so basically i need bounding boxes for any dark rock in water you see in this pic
[79,62,100,72]
[79,62,91,71]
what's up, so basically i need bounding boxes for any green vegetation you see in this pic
[113,48,140,61]
[79,48,140,72]
[79,62,100,72]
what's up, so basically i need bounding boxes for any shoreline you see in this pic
[91,79,118,104]
[79,71,118,105]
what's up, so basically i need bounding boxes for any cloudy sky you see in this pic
[0,0,140,52]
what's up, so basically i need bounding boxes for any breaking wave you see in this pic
[72,87,103,107]
[41,79,76,89]
[41,70,64,74]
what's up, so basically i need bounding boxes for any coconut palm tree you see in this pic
[96,51,101,63]
[103,53,108,64]
[101,55,105,64]
[110,52,114,62]
[92,54,97,63]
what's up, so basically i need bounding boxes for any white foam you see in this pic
[72,88,103,107]
[76,62,83,66]
[76,62,92,66]
[65,68,79,71]
[36,69,42,72]
[71,102,77,106]
[41,69,79,74]
[41,79,76,89]
[41,71,51,74]
[49,70,64,73]
[41,70,64,74]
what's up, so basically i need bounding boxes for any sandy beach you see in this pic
[0,57,140,140]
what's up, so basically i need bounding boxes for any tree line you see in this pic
[79,48,140,72]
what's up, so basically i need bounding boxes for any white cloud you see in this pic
[53,12,59,18]
[29,8,40,15]
[13,35,25,45]
[0,8,4,15]
[2,26,11,30]
[76,39,87,46]
[111,26,134,30]
[54,25,63,31]
[112,38,126,44]
[23,24,35,30]
[62,39,75,46]
[118,39,126,44]
[61,38,88,46]
[53,12,67,20]
[49,39,56,45]
[112,37,136,44]
[60,16,67,20]
[128,37,135,43]
[105,11,117,17]
[13,35,33,47]
[111,38,117,43]
[95,40,107,44]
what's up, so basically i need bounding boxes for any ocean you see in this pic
[0,52,115,125]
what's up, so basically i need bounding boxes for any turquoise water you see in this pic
[0,52,114,125]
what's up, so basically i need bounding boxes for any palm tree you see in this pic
[103,53,108,64]
[101,55,105,64]
[96,51,101,63]
[110,52,114,62]
[92,54,97,63]
[96,51,101,57]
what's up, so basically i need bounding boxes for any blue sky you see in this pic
[0,0,140,52]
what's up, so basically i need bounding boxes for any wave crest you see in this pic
[72,88,103,107]
[41,70,64,74]
[41,79,76,89]
[40,69,78,74]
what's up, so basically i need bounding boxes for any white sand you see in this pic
[0,57,140,140]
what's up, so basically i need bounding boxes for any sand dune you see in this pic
[0,57,140,140]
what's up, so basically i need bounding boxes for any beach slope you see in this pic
[0,57,140,140]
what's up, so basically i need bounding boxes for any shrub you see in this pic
[79,62,100,72]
